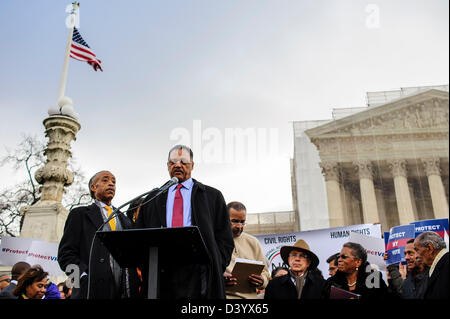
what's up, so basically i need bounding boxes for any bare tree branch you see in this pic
[1,135,89,236]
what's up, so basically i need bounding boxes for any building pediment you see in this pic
[305,89,449,139]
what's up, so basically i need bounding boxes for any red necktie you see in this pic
[172,184,183,227]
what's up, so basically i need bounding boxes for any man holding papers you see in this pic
[224,202,271,299]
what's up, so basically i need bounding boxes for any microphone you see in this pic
[86,176,179,299]
[97,177,179,232]
[157,176,179,193]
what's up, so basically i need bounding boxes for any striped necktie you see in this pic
[104,206,116,231]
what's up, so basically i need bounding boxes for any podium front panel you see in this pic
[97,226,210,268]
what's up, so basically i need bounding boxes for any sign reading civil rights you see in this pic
[256,223,382,278]
[385,224,415,265]
[0,236,62,276]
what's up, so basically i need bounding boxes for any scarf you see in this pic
[290,270,308,299]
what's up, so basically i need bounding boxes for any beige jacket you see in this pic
[225,232,271,299]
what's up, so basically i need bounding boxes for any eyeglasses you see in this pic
[339,254,357,260]
[230,219,246,226]
[289,252,309,259]
[168,158,191,166]
[0,278,11,283]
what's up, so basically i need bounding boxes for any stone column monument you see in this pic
[20,3,82,244]
[20,109,80,243]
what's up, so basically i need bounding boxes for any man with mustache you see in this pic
[223,201,270,299]
[135,145,234,299]
[58,171,139,299]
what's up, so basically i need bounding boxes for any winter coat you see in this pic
[264,268,326,299]
[424,251,449,299]
[58,203,140,299]
[323,262,388,299]
[402,268,428,299]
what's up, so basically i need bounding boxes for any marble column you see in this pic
[375,187,389,233]
[354,160,380,224]
[320,162,345,227]
[409,183,419,221]
[20,115,81,243]
[422,157,449,219]
[348,184,363,225]
[388,159,416,225]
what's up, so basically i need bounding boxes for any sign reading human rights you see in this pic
[256,223,382,278]
[385,224,415,265]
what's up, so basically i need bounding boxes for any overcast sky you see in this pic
[0,0,448,214]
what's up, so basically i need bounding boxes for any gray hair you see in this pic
[343,242,368,264]
[168,145,193,161]
[415,231,446,250]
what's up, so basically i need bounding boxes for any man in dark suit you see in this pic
[414,231,449,299]
[0,262,30,299]
[58,170,139,299]
[135,145,234,299]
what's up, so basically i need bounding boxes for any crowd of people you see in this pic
[0,145,448,300]
[0,262,72,299]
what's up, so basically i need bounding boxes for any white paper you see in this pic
[234,258,264,265]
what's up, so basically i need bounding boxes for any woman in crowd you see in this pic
[264,239,325,299]
[13,265,48,299]
[324,242,388,299]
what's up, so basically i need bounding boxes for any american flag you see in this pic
[70,27,103,72]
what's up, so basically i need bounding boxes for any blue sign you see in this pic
[410,218,449,239]
[386,224,415,265]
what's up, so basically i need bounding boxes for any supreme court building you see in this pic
[292,86,449,233]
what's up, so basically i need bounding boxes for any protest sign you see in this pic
[410,218,449,238]
[349,232,386,271]
[384,232,390,250]
[0,236,33,266]
[26,240,61,276]
[256,223,382,278]
[385,224,415,265]
[0,236,62,276]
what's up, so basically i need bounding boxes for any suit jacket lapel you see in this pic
[190,179,205,226]
[86,203,104,231]
[158,191,168,227]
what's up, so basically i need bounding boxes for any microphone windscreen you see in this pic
[171,177,179,184]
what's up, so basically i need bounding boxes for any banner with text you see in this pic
[349,232,386,271]
[386,224,415,265]
[0,236,62,276]
[410,218,449,239]
[256,223,382,278]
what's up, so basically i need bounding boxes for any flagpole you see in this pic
[57,2,79,104]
